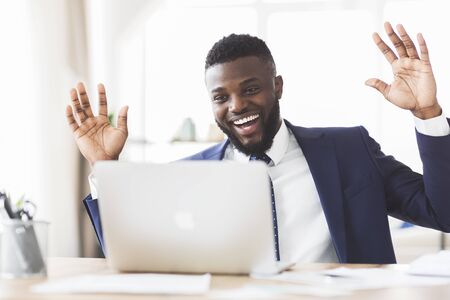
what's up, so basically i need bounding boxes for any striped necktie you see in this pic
[249,153,280,261]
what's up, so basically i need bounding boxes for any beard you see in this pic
[216,100,281,156]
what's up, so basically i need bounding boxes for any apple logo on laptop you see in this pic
[174,211,195,230]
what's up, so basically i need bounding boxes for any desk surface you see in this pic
[1,257,449,299]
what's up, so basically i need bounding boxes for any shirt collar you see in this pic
[231,120,290,166]
[265,120,289,165]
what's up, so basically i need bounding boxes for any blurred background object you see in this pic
[171,118,196,142]
[0,0,449,259]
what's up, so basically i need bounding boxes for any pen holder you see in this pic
[0,220,49,278]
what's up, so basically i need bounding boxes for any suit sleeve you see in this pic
[83,194,106,255]
[361,118,450,231]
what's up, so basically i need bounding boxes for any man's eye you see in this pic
[213,95,228,102]
[245,87,260,94]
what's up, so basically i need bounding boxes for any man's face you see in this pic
[205,56,283,156]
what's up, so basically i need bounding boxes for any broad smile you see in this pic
[231,113,260,137]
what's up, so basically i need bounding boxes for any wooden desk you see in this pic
[1,257,449,299]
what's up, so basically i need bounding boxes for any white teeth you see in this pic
[233,114,259,125]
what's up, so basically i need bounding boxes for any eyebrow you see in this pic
[211,87,225,94]
[239,77,260,87]
[211,77,260,94]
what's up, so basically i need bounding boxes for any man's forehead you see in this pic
[205,56,273,88]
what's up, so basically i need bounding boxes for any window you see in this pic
[144,5,258,143]
[267,10,378,131]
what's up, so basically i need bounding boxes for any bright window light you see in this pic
[144,6,258,143]
[0,0,36,198]
[267,10,380,132]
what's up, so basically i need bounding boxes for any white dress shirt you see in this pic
[89,115,450,264]
[225,121,339,263]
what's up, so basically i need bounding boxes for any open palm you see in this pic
[387,58,436,110]
[66,82,129,166]
[366,22,440,119]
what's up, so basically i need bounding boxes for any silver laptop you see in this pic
[94,160,292,275]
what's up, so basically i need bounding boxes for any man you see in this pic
[66,22,450,264]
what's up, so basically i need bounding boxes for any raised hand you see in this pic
[365,22,441,119]
[66,82,129,166]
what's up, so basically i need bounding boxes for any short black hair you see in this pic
[205,33,276,73]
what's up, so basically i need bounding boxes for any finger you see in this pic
[76,82,94,117]
[396,24,419,59]
[70,88,87,122]
[365,78,391,99]
[372,32,397,64]
[117,106,129,133]
[417,33,431,63]
[97,83,108,117]
[65,105,79,132]
[384,22,407,58]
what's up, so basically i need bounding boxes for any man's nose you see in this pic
[229,95,247,113]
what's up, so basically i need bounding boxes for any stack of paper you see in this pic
[323,267,450,289]
[253,266,450,291]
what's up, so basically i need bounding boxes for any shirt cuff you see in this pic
[414,113,450,137]
[88,172,98,200]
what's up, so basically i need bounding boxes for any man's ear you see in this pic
[274,75,283,100]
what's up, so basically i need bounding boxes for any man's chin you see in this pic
[231,135,273,156]
[216,122,273,156]
[237,135,262,148]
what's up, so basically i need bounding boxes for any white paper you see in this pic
[323,267,450,289]
[32,273,211,295]
[409,250,450,277]
[253,267,450,291]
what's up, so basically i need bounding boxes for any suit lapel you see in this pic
[286,121,347,262]
[202,139,229,160]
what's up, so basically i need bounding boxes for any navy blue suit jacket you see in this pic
[83,119,450,263]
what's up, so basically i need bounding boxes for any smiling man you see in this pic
[205,37,283,156]
[67,22,450,264]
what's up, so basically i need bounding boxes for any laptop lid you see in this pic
[94,160,283,274]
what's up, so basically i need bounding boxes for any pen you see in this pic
[0,192,15,219]
[1,192,20,219]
